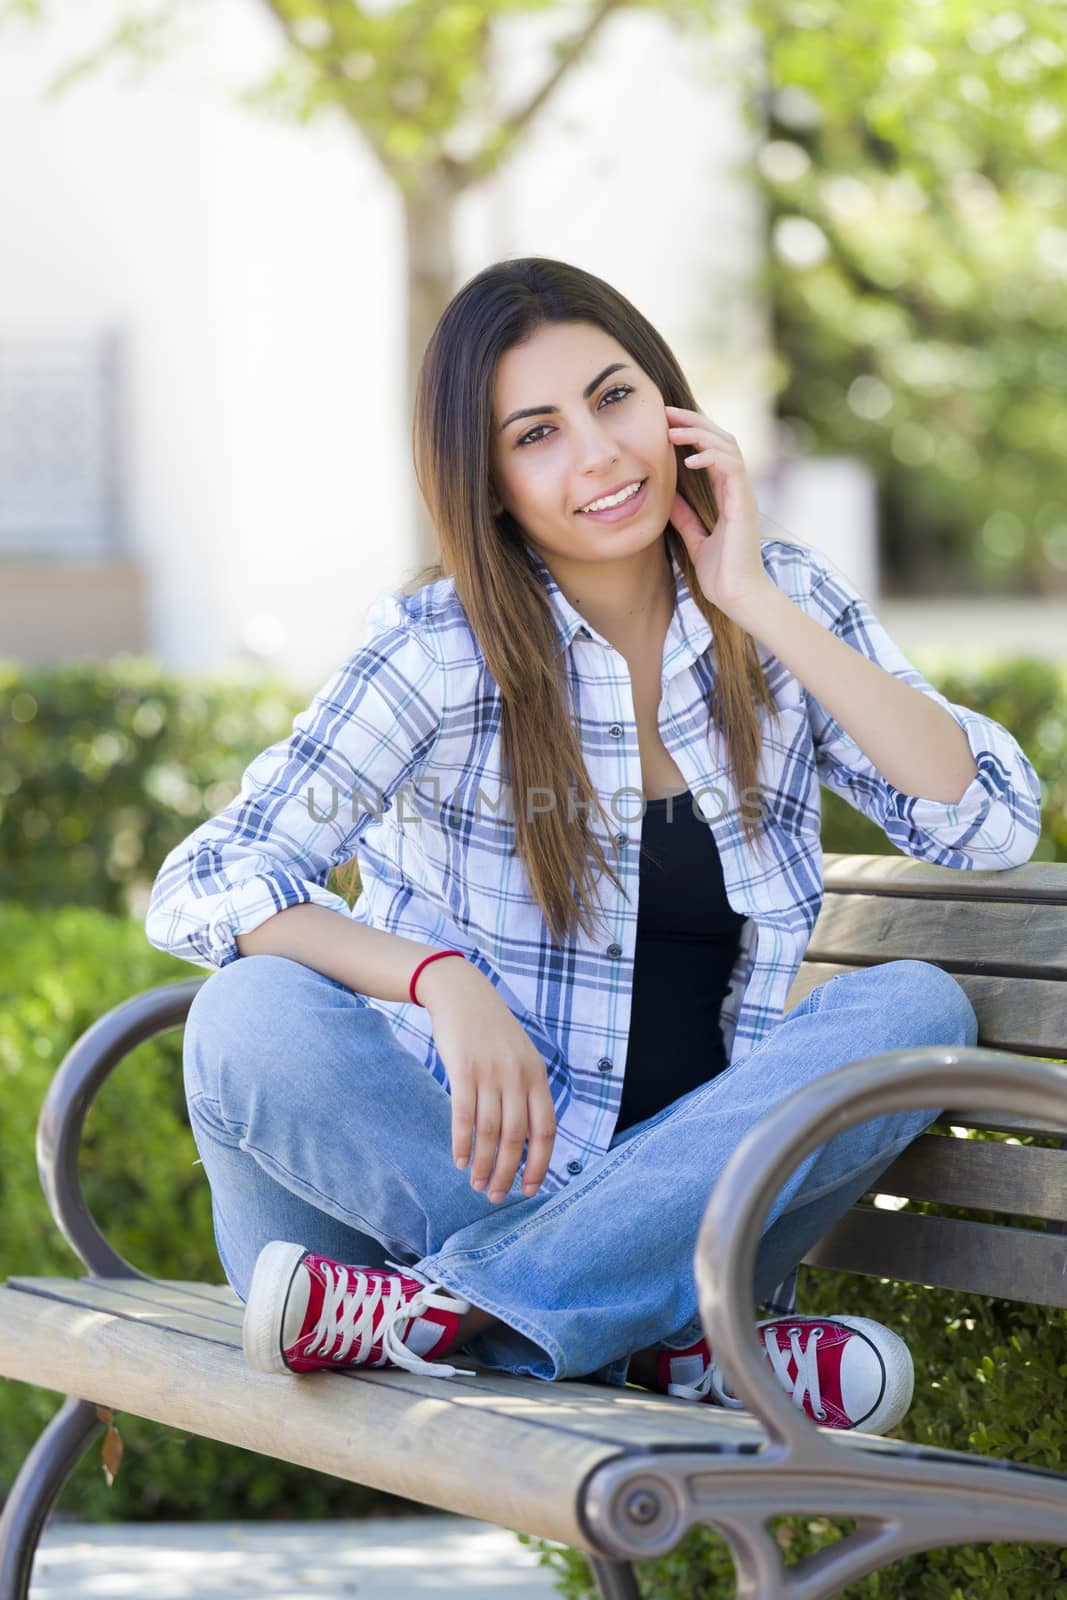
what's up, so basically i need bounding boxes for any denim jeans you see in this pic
[182,954,977,1389]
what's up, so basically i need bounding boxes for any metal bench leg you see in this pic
[0,1397,109,1600]
[589,1555,641,1600]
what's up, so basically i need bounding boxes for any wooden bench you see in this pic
[3,850,1067,1600]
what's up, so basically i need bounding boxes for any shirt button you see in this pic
[567,1160,583,1176]
[597,1057,613,1073]
[609,724,623,737]
[614,832,627,847]
[607,942,622,958]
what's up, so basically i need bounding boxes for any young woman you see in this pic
[148,257,1042,1436]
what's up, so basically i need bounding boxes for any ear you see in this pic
[489,492,504,516]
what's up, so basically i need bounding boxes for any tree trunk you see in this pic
[402,177,462,578]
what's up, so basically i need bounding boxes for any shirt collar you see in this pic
[523,539,714,674]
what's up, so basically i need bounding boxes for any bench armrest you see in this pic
[694,1045,1067,1469]
[36,978,207,1278]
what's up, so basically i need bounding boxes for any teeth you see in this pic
[580,480,643,513]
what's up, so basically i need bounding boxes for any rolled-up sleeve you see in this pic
[803,556,1044,869]
[145,598,443,969]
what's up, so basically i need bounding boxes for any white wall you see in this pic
[0,11,232,669]
[1,2,845,692]
[762,457,880,603]
[0,2,414,687]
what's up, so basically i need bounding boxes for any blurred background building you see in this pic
[0,0,889,690]
[1,0,1062,691]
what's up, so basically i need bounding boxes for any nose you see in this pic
[571,418,621,484]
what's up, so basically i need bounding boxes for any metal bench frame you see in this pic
[3,851,1066,1600]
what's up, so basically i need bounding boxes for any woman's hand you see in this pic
[665,403,775,626]
[419,962,557,1204]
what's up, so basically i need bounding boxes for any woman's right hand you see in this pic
[416,960,557,1203]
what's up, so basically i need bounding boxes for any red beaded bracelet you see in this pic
[409,949,467,1006]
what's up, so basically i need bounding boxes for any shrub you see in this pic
[0,903,427,1522]
[521,1260,1067,1597]
[1,650,1064,925]
[0,655,340,918]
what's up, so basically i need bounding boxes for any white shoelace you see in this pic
[761,1325,825,1420]
[306,1258,475,1379]
[667,1325,826,1420]
[666,1363,718,1402]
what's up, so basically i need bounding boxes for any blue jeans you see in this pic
[182,955,977,1389]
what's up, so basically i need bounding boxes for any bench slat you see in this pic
[2,1275,772,1452]
[807,894,1067,980]
[872,1135,1067,1222]
[0,1281,675,1550]
[3,1276,245,1341]
[935,1109,1067,1140]
[822,854,1067,903]
[786,963,1067,1069]
[0,1277,783,1478]
[803,1208,1067,1306]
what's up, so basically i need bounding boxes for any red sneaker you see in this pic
[654,1315,913,1435]
[242,1240,474,1379]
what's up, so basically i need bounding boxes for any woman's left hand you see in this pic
[665,404,775,625]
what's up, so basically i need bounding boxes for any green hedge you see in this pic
[2,648,1066,1584]
[0,655,327,917]
[521,1252,1067,1598]
[1,650,1065,923]
[0,904,423,1523]
[816,650,1066,863]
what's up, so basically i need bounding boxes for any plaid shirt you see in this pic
[146,537,1044,1195]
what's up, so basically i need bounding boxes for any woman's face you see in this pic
[489,321,677,571]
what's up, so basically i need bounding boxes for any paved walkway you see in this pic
[31,1514,563,1598]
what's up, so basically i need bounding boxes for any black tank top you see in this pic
[616,790,747,1134]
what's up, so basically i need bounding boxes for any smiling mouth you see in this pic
[577,478,649,515]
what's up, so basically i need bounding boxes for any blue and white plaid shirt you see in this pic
[146,536,1043,1195]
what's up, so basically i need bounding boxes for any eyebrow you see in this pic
[498,363,633,433]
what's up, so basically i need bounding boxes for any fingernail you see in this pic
[472,1178,485,1191]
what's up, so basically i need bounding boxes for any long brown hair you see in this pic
[349,257,782,949]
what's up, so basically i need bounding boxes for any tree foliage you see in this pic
[1,0,716,196]
[4,0,1065,586]
[744,0,1067,594]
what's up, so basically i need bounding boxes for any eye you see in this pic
[515,384,633,448]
